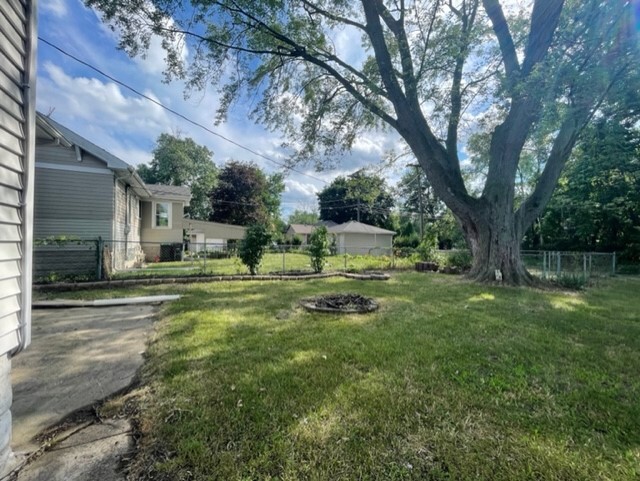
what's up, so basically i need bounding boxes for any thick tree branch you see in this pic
[517,62,631,230]
[482,0,519,83]
[373,0,419,102]
[516,108,586,232]
[522,0,564,75]
[360,1,409,111]
[446,0,479,161]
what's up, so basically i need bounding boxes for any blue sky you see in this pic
[37,0,405,218]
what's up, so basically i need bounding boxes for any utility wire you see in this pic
[39,38,432,218]
[38,36,330,185]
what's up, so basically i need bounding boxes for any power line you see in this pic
[39,38,436,220]
[38,36,330,185]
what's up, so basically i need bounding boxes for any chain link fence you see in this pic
[33,239,100,283]
[521,251,617,279]
[33,238,623,283]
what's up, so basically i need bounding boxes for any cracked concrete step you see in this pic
[16,419,133,481]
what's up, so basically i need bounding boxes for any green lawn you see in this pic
[112,252,416,279]
[55,274,640,480]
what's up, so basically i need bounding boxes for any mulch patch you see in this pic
[300,293,379,314]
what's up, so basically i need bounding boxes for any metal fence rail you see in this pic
[33,238,622,283]
[521,250,616,279]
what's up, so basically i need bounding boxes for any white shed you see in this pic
[328,221,395,256]
[0,0,37,474]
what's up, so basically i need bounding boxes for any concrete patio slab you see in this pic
[10,304,159,454]
[16,419,133,481]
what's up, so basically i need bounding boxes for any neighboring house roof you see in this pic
[184,219,246,237]
[317,220,337,228]
[288,224,316,235]
[328,221,396,235]
[36,115,73,147]
[35,112,152,198]
[146,184,192,203]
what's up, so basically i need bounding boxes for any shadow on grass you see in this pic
[99,275,640,479]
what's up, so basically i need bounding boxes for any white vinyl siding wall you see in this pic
[0,0,35,357]
[0,0,36,473]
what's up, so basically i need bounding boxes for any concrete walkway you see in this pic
[9,304,160,480]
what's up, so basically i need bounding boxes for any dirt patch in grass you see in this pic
[300,293,379,313]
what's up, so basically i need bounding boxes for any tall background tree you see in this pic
[88,0,640,284]
[532,116,640,260]
[287,209,319,225]
[137,133,217,220]
[210,160,284,227]
[317,171,394,228]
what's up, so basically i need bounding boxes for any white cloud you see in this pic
[42,0,68,17]
[40,62,170,131]
[284,178,319,198]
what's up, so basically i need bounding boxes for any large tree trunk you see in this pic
[459,204,535,286]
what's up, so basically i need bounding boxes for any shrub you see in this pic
[552,274,588,290]
[416,231,438,262]
[291,234,303,246]
[445,250,473,270]
[394,234,420,249]
[239,224,272,275]
[308,226,330,273]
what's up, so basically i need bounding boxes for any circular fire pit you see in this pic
[300,293,379,314]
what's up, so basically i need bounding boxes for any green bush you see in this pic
[239,224,272,275]
[394,234,420,249]
[416,231,438,262]
[552,274,588,290]
[444,250,473,270]
[308,226,330,273]
[291,235,303,246]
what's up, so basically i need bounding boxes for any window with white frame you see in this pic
[154,201,171,228]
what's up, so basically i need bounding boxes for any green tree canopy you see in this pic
[287,209,319,226]
[317,171,394,229]
[210,161,284,227]
[137,133,217,220]
[88,0,640,284]
[531,116,640,260]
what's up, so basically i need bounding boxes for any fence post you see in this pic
[583,254,587,280]
[542,251,546,278]
[556,251,561,277]
[612,252,616,275]
[282,245,286,274]
[203,243,206,273]
[96,237,103,280]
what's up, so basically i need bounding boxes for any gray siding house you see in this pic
[140,184,191,261]
[35,114,150,271]
[34,116,246,270]
[0,0,37,475]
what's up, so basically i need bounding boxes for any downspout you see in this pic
[74,144,82,162]
[15,0,38,355]
[125,184,129,260]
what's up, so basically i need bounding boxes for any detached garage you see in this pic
[328,221,395,256]
[184,219,246,252]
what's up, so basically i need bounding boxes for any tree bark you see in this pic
[459,202,534,286]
